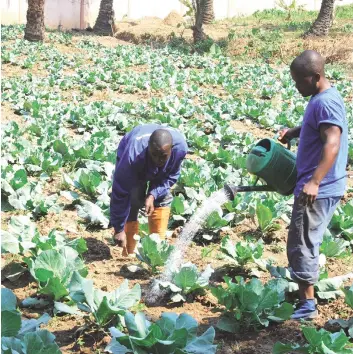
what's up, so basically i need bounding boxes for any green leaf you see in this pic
[76,199,109,228]
[171,196,185,215]
[196,264,214,287]
[108,312,216,353]
[66,237,88,255]
[205,211,228,230]
[1,309,22,337]
[95,296,125,326]
[315,276,348,299]
[220,236,264,266]
[1,287,18,311]
[255,287,279,312]
[39,277,69,301]
[33,250,66,281]
[105,339,130,354]
[110,280,141,310]
[175,313,198,340]
[128,311,150,338]
[23,297,50,308]
[68,272,140,327]
[173,265,199,291]
[11,169,28,191]
[268,302,294,322]
[156,312,178,337]
[272,342,303,353]
[183,326,216,353]
[1,215,38,254]
[136,234,174,273]
[32,248,86,300]
[23,332,45,353]
[164,327,187,349]
[329,330,351,351]
[1,288,22,337]
[1,231,21,254]
[54,302,80,315]
[320,235,349,258]
[256,204,272,230]
[53,140,69,156]
[216,315,240,333]
[1,337,23,353]
[343,285,353,309]
[302,326,322,347]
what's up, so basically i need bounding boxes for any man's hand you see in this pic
[300,179,319,208]
[113,230,127,248]
[278,126,302,144]
[145,195,155,216]
[278,128,290,144]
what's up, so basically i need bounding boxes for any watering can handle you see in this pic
[274,133,292,150]
[287,140,292,150]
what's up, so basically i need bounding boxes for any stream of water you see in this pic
[145,188,231,305]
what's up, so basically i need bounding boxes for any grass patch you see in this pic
[335,3,353,19]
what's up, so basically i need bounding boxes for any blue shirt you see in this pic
[110,124,188,232]
[294,87,348,198]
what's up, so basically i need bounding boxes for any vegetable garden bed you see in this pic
[1,24,353,353]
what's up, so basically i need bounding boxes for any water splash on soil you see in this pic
[145,188,231,305]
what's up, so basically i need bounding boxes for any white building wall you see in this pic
[1,0,352,30]
[1,0,28,26]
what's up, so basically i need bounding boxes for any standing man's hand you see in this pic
[300,179,319,208]
[145,195,155,216]
[278,128,291,144]
[113,230,127,248]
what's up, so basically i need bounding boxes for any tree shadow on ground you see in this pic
[82,237,112,263]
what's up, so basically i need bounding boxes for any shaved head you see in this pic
[290,50,325,76]
[148,129,173,167]
[290,50,328,97]
[149,129,173,149]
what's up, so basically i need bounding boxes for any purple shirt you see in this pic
[294,87,348,198]
[110,124,188,232]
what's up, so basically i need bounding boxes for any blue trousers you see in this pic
[287,196,341,285]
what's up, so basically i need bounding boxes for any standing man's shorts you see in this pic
[127,183,173,222]
[287,196,341,285]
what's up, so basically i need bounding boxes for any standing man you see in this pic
[110,124,188,257]
[279,50,348,320]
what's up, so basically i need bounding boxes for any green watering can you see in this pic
[224,138,297,200]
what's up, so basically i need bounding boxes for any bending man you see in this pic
[279,50,348,320]
[110,124,188,256]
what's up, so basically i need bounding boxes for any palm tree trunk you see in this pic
[24,0,45,42]
[304,0,335,37]
[93,0,115,36]
[192,0,207,43]
[202,0,214,24]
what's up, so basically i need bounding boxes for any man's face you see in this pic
[148,143,172,167]
[291,70,319,97]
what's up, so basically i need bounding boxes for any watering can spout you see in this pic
[224,184,238,201]
[224,183,276,199]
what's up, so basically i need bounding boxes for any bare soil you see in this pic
[1,101,25,127]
